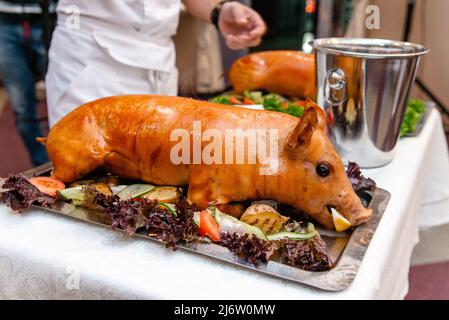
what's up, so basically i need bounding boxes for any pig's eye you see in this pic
[316,163,330,177]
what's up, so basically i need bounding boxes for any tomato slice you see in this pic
[243,97,255,105]
[198,210,220,242]
[228,97,242,105]
[28,176,65,197]
[281,101,288,109]
[293,100,305,107]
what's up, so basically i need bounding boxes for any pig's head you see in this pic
[278,100,372,230]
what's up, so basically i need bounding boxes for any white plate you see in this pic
[234,104,264,110]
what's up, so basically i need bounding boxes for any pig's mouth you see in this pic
[326,205,335,213]
[325,204,343,217]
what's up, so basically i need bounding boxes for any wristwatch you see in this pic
[210,0,233,30]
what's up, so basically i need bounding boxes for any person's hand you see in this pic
[218,2,266,50]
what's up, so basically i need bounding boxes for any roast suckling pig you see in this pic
[43,95,371,229]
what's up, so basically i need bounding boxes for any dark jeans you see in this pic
[0,17,49,166]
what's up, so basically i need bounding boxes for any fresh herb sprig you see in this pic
[400,99,426,137]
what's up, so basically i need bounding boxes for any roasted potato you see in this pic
[240,204,289,234]
[141,186,180,203]
[91,183,112,196]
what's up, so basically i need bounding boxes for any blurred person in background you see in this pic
[46,0,266,126]
[0,0,56,166]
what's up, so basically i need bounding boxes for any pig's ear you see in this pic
[304,98,326,130]
[285,106,318,153]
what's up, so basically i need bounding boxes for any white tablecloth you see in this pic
[1,109,448,300]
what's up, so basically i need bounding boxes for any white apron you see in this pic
[46,0,181,126]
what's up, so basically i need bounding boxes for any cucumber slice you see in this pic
[117,184,155,200]
[244,90,263,103]
[266,230,317,241]
[158,202,177,217]
[111,185,127,195]
[58,186,94,206]
[214,206,222,224]
[244,224,267,240]
[214,207,267,240]
[307,222,315,233]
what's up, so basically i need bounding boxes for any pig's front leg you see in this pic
[186,165,232,209]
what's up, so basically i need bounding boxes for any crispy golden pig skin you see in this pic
[228,50,316,98]
[45,95,371,229]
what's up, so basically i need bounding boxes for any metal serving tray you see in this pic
[22,163,390,291]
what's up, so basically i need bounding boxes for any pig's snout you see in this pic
[339,204,372,227]
[332,193,372,227]
[351,206,372,226]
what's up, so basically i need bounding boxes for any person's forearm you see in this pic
[182,0,219,23]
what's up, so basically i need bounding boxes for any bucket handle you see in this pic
[325,68,347,105]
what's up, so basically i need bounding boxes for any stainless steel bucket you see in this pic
[312,38,429,168]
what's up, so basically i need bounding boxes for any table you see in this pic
[1,109,448,300]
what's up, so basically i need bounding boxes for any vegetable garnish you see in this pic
[0,175,333,270]
[266,222,317,241]
[144,199,199,248]
[209,91,306,117]
[28,176,65,197]
[240,204,289,234]
[219,231,332,271]
[199,210,220,242]
[243,97,255,105]
[262,94,304,117]
[244,90,263,104]
[215,207,267,240]
[0,174,56,212]
[400,99,426,137]
[141,186,180,203]
[281,236,333,271]
[157,202,177,217]
[209,96,233,105]
[58,185,95,206]
[228,97,242,105]
[89,187,199,247]
[219,232,277,265]
[266,229,317,241]
[89,188,147,236]
[346,161,376,192]
[117,184,155,200]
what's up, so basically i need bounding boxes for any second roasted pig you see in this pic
[228,50,316,98]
